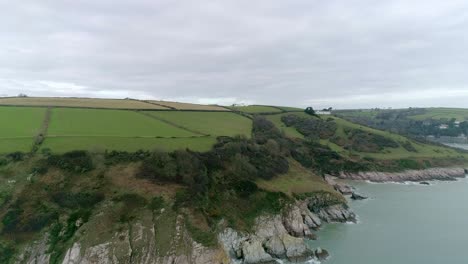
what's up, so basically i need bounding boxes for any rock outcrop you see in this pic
[325,175,354,195]
[339,167,466,182]
[351,192,367,200]
[16,196,355,264]
[219,199,356,264]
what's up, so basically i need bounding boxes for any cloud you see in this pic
[1,0,468,108]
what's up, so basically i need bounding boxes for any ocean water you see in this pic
[305,177,468,264]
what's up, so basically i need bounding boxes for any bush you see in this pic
[6,152,24,162]
[234,180,259,197]
[52,191,104,209]
[0,241,15,263]
[149,196,165,211]
[1,208,23,232]
[47,150,93,173]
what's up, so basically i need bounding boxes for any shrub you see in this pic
[0,241,15,263]
[149,196,165,211]
[52,191,104,209]
[47,150,93,173]
[234,180,259,197]
[6,152,24,162]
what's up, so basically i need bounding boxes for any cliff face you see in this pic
[339,167,466,182]
[13,196,354,264]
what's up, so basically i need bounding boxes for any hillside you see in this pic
[335,107,468,142]
[1,97,467,264]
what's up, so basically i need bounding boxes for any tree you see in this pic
[304,107,316,116]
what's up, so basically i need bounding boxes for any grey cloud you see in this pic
[1,0,468,108]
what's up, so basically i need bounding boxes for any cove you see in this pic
[306,177,468,264]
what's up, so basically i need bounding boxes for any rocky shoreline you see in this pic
[338,167,467,182]
[219,199,355,264]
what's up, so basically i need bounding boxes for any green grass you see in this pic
[276,106,303,112]
[264,113,307,139]
[409,108,468,121]
[0,138,35,153]
[0,107,45,153]
[230,105,282,113]
[327,116,465,159]
[144,111,252,137]
[256,160,340,197]
[266,111,466,160]
[48,108,195,137]
[41,136,216,153]
[0,107,45,138]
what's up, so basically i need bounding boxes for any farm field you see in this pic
[145,111,252,137]
[0,107,46,152]
[146,100,229,111]
[48,108,195,137]
[229,105,282,113]
[0,97,167,109]
[41,136,216,153]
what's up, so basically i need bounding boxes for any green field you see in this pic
[41,136,216,153]
[48,108,195,137]
[0,107,46,153]
[409,108,468,121]
[145,111,252,137]
[230,105,282,113]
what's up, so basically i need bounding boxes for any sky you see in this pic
[1,0,468,109]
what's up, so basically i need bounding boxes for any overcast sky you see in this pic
[1,0,468,109]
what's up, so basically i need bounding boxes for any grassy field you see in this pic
[48,108,195,137]
[145,111,252,137]
[41,136,216,153]
[408,108,468,121]
[0,97,167,109]
[147,100,229,111]
[0,107,46,153]
[229,105,282,113]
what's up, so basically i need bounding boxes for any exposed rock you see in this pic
[325,175,354,194]
[317,204,356,223]
[315,247,329,261]
[241,238,274,264]
[340,167,466,182]
[283,205,312,237]
[263,236,286,258]
[420,181,430,185]
[351,192,367,200]
[15,233,51,264]
[282,235,313,262]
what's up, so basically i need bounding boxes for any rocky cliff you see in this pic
[339,167,466,182]
[13,196,354,264]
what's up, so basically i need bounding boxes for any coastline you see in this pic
[338,167,466,182]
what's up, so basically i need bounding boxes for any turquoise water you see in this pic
[307,178,468,264]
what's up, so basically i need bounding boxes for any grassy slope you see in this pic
[230,105,282,113]
[327,116,463,159]
[266,112,466,160]
[409,108,468,120]
[256,159,340,198]
[145,111,252,137]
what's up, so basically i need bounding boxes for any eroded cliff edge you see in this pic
[14,193,354,264]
